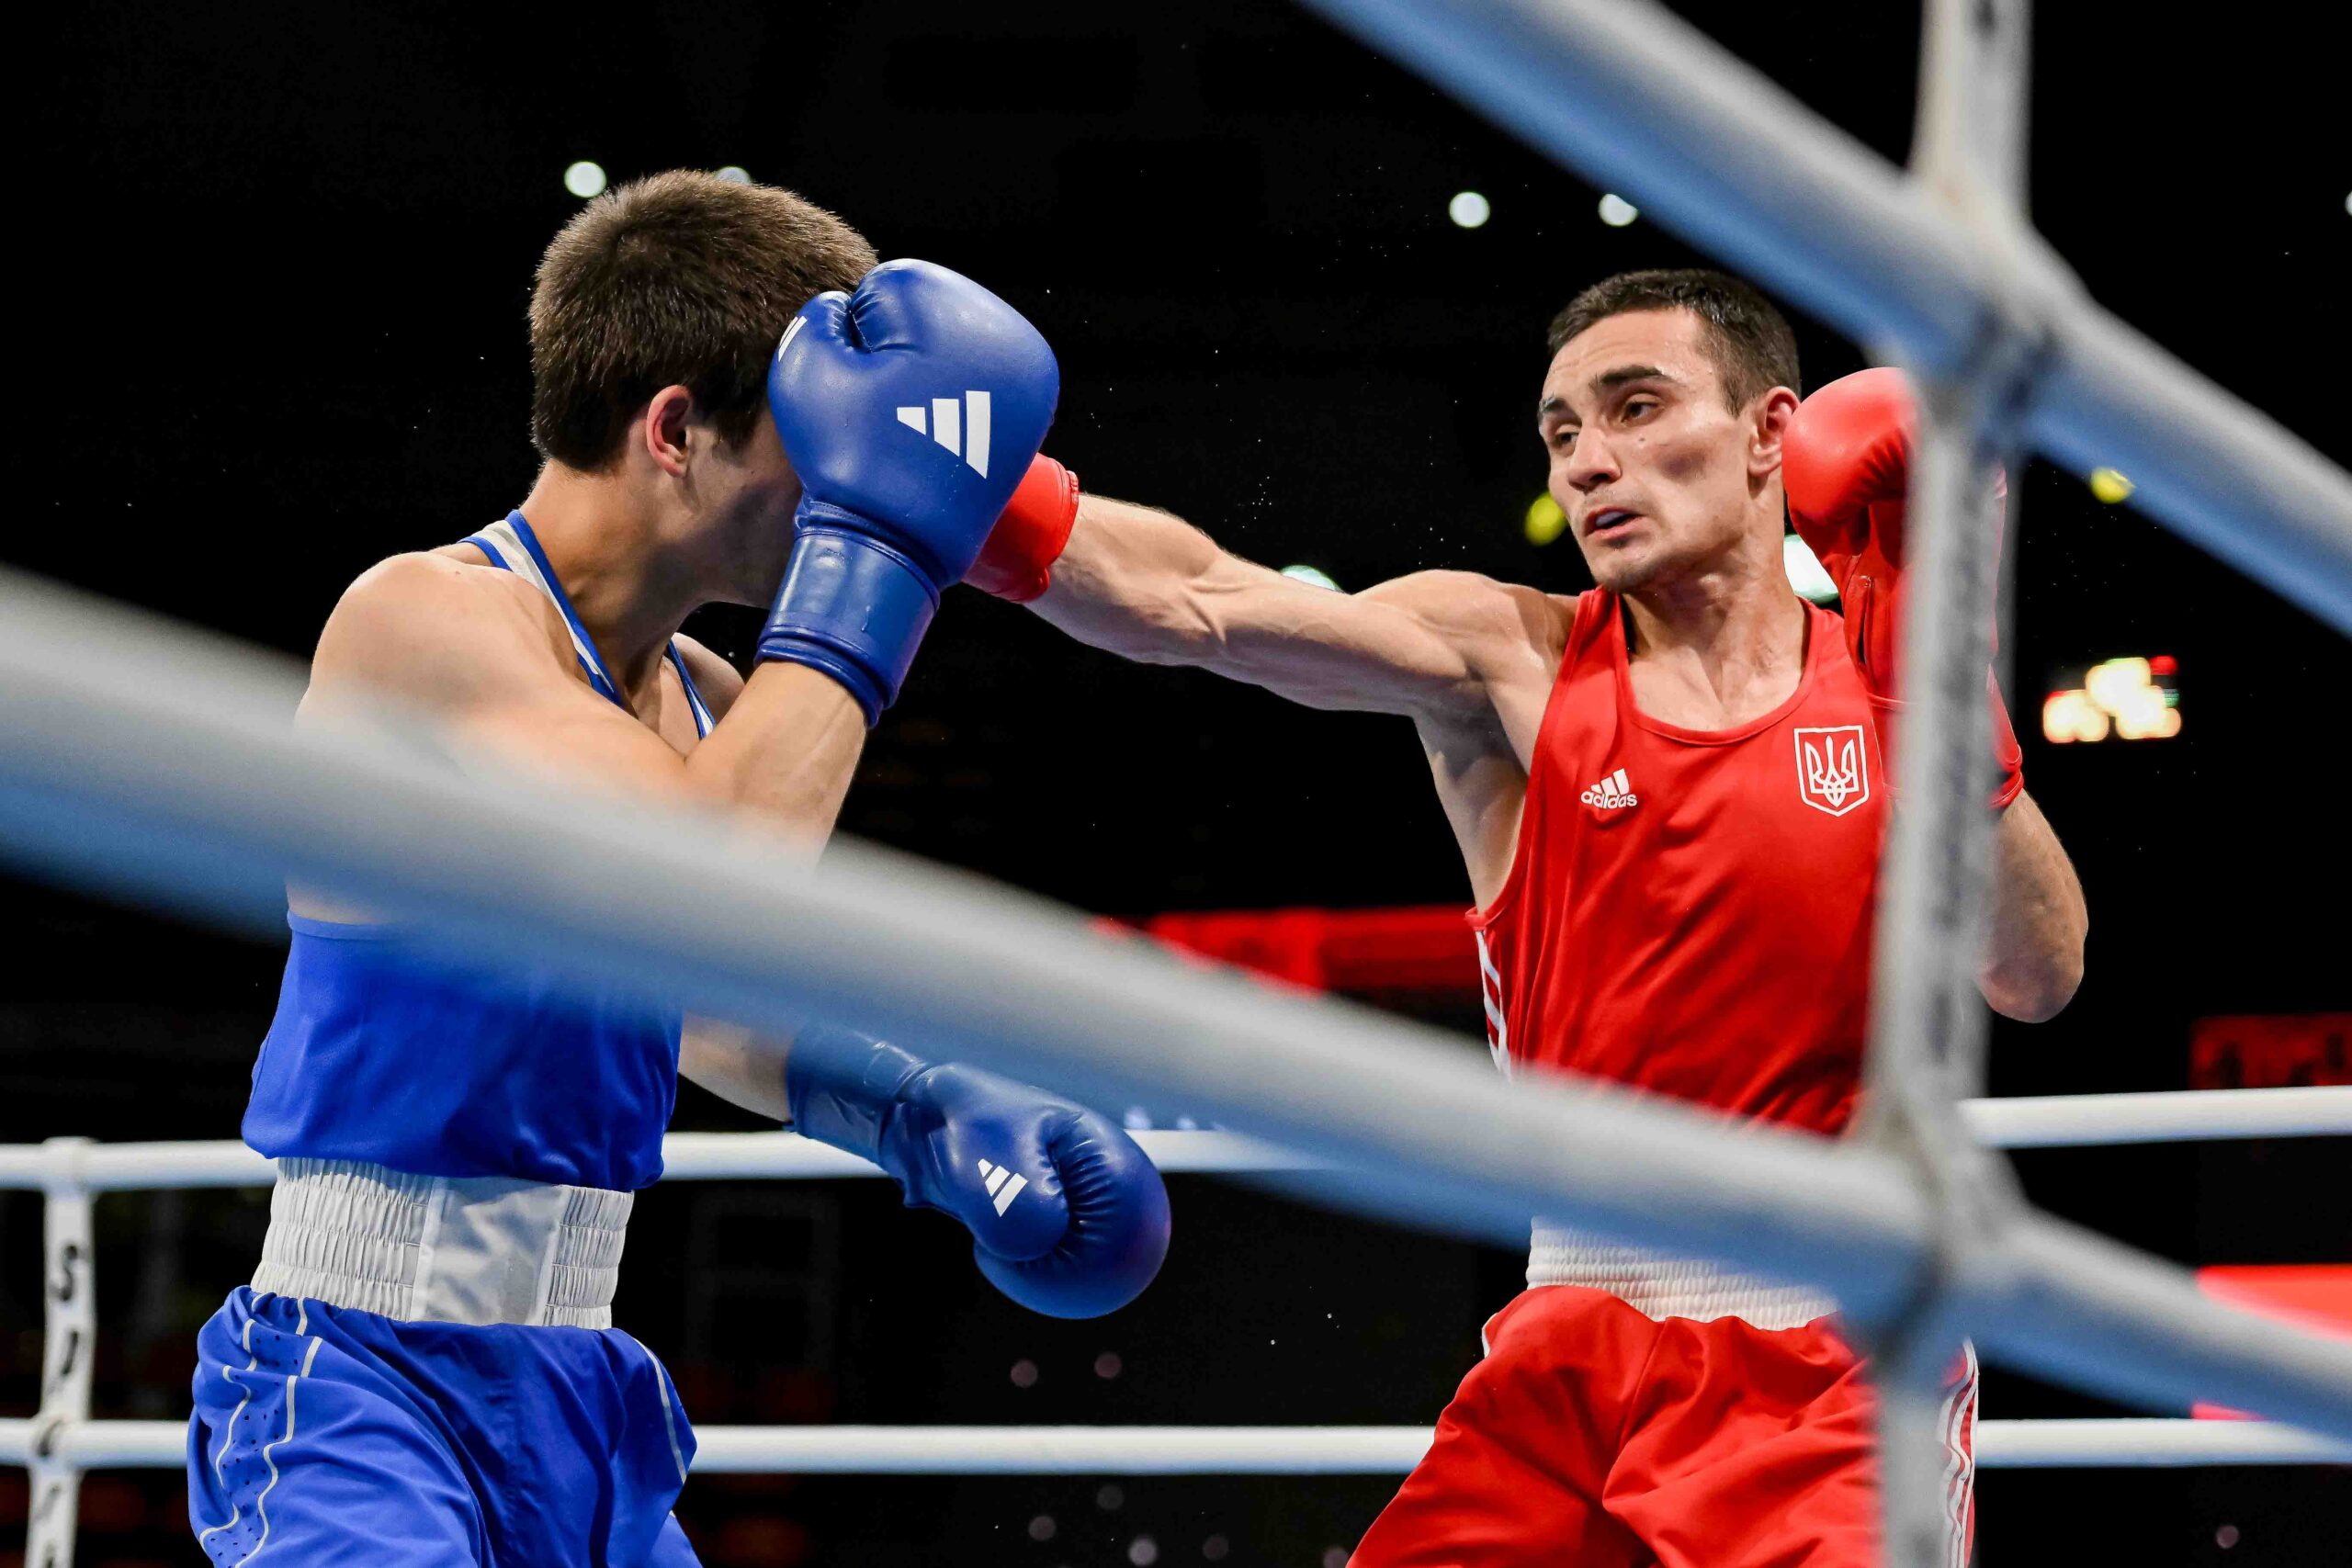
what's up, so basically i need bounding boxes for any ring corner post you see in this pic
[29,1135,96,1568]
[1860,1,2040,1562]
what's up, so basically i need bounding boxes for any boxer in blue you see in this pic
[188,172,1170,1567]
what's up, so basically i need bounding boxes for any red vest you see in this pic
[1470,590,1886,1134]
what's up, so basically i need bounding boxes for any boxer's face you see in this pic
[1537,310,1774,597]
[694,412,805,606]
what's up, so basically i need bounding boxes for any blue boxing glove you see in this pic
[785,1023,1170,1319]
[761,260,1059,723]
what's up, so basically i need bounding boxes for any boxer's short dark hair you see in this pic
[530,171,878,469]
[1546,269,1802,406]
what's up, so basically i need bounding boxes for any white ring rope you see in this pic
[6,571,2352,1445]
[7,1089,2346,1488]
[6,1083,2349,1194]
[6,1417,2346,1475]
[1962,1087,2352,1147]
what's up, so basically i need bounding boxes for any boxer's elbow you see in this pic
[1981,800,2089,1023]
[1978,941,2084,1023]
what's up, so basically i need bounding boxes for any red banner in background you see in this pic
[2193,1266,2352,1420]
[2186,1017,2351,1419]
[2188,1013,2352,1090]
[1119,905,1478,998]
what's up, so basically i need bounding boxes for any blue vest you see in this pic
[243,513,714,1190]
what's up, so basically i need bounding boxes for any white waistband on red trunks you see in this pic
[252,1157,632,1329]
[1528,1222,1839,1330]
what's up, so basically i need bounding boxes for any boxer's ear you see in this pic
[1752,386,1801,480]
[641,384,695,478]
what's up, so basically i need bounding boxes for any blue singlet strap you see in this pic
[459,512,712,737]
[499,511,623,703]
[666,644,715,739]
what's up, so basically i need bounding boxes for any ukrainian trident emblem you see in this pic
[1794,725,1871,817]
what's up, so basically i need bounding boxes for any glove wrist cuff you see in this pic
[784,1024,930,1165]
[967,456,1080,603]
[1866,692,2026,813]
[757,514,942,724]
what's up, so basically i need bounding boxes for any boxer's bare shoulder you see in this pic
[1353,570,1572,730]
[289,550,597,922]
[301,549,707,803]
[308,550,572,721]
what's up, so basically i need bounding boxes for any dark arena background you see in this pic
[7,2,2349,1564]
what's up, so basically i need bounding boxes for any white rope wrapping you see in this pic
[6,1417,2345,1473]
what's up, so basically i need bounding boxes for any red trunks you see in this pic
[1351,1286,1976,1568]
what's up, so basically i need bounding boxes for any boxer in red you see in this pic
[967,269,2087,1564]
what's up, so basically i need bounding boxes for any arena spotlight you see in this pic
[2089,466,2135,503]
[715,165,751,184]
[1448,190,1492,229]
[1598,193,1639,227]
[563,160,607,198]
[2043,655,2181,743]
[1524,492,1568,546]
[1281,564,1341,591]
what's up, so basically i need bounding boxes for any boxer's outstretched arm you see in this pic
[1029,494,1543,720]
[305,553,865,839]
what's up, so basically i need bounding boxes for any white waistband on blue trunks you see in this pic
[1527,1222,1839,1330]
[252,1157,633,1329]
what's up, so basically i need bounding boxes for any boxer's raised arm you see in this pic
[1978,791,2087,1022]
[1028,494,1540,721]
[305,553,862,837]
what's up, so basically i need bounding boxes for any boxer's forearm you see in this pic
[446,657,862,840]
[1976,790,2086,1021]
[679,660,865,841]
[1029,495,1271,664]
[678,1018,794,1121]
[1030,494,1496,717]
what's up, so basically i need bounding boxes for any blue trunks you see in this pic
[189,1288,699,1567]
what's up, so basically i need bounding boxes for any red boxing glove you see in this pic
[1783,367,2023,810]
[966,454,1080,602]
